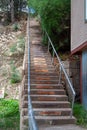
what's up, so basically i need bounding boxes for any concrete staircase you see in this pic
[20,19,76,130]
[30,43,75,126]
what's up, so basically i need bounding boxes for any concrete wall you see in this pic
[71,0,87,51]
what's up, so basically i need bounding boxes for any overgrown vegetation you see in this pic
[29,0,70,52]
[12,23,20,31]
[10,35,25,55]
[0,99,20,129]
[10,63,21,84]
[74,103,87,128]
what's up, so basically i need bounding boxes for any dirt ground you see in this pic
[0,20,27,99]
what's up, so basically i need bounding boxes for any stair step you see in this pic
[20,18,76,128]
[30,76,59,80]
[35,116,76,125]
[30,63,54,67]
[22,101,28,108]
[30,80,59,84]
[30,66,55,69]
[30,89,65,95]
[31,95,68,101]
[34,108,71,116]
[32,101,70,108]
[30,72,58,76]
[30,84,64,89]
[22,108,28,116]
[30,68,55,72]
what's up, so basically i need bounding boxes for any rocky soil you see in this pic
[0,20,26,99]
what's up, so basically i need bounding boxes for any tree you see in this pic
[10,0,14,23]
[0,0,27,23]
[29,0,70,52]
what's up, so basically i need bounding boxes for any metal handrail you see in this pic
[27,10,38,130]
[44,29,75,117]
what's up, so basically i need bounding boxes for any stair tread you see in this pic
[32,101,70,103]
[33,108,71,111]
[35,116,75,120]
[31,84,63,86]
[31,95,67,97]
[30,89,65,91]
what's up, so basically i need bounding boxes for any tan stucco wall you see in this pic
[71,0,87,51]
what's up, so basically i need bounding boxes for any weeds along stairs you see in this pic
[20,18,76,130]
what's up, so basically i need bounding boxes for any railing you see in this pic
[43,29,75,117]
[27,10,39,130]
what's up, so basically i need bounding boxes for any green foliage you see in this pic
[10,64,21,84]
[17,36,25,50]
[0,99,20,129]
[0,99,19,117]
[10,44,17,53]
[0,0,27,22]
[12,23,20,31]
[74,103,87,128]
[10,35,25,55]
[29,0,70,52]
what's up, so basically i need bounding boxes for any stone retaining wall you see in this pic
[62,58,80,102]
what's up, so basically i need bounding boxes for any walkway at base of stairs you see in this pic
[39,124,87,130]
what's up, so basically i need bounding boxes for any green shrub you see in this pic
[29,0,70,52]
[0,99,20,129]
[10,44,17,53]
[10,64,21,84]
[17,36,25,50]
[74,103,87,128]
[12,23,20,31]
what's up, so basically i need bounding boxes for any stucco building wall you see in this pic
[71,0,87,51]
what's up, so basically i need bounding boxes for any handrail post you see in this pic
[70,94,75,118]
[52,50,54,64]
[48,40,50,53]
[59,66,62,84]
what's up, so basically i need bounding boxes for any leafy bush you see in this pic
[29,0,70,52]
[74,103,87,128]
[10,64,21,84]
[17,36,25,50]
[0,99,20,129]
[12,23,20,31]
[10,44,17,53]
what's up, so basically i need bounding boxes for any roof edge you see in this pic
[71,41,87,55]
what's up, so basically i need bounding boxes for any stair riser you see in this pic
[31,96,68,101]
[30,81,59,84]
[23,96,28,101]
[36,118,76,125]
[23,90,28,95]
[32,103,70,108]
[30,91,65,95]
[30,68,55,71]
[29,85,63,89]
[22,110,28,116]
[22,102,28,108]
[30,76,59,80]
[29,86,63,89]
[25,73,58,77]
[34,111,71,116]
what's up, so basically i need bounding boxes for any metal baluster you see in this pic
[48,40,50,53]
[52,50,54,64]
[58,66,62,84]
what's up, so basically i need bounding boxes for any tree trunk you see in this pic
[10,0,15,23]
